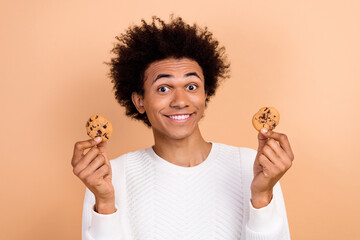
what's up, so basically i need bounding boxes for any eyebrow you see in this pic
[152,72,201,85]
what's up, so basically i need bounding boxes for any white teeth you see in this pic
[169,114,190,120]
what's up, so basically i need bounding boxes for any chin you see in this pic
[168,132,193,140]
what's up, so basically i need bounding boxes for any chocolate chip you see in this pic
[103,124,107,129]
[95,115,98,119]
[104,133,109,139]
[89,118,93,122]
[272,123,276,127]
[86,122,89,127]
[264,107,268,111]
[97,130,102,134]
[90,127,93,131]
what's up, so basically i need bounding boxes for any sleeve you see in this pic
[245,182,291,240]
[240,147,291,240]
[82,188,124,240]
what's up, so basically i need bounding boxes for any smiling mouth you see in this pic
[165,113,193,120]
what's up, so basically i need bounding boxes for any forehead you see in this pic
[144,58,204,81]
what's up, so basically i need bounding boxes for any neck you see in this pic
[152,125,212,167]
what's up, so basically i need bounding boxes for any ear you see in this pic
[132,92,145,114]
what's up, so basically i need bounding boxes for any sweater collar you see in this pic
[146,141,219,173]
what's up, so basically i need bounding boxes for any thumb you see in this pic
[97,139,109,163]
[257,128,270,152]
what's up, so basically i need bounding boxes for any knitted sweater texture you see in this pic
[82,142,291,239]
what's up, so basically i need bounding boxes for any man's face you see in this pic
[134,57,207,140]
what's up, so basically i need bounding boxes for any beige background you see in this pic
[1,0,359,239]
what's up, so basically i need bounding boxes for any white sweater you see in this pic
[82,142,291,240]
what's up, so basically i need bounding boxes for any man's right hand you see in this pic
[72,137,115,214]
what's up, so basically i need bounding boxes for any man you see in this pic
[72,15,294,239]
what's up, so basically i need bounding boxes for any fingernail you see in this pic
[94,137,101,143]
[261,128,268,134]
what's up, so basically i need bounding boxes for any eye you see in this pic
[187,84,198,91]
[158,86,169,92]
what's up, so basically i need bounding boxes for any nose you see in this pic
[170,89,189,109]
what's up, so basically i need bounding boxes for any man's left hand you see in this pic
[251,128,295,208]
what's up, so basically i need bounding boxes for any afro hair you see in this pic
[106,15,230,127]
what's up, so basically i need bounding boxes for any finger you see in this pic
[261,143,279,165]
[266,138,290,162]
[97,141,109,164]
[92,164,111,180]
[264,140,290,173]
[265,138,284,158]
[97,140,107,149]
[78,154,105,180]
[267,139,293,173]
[86,164,111,188]
[81,164,109,188]
[72,137,102,166]
[87,154,106,175]
[257,130,268,152]
[73,147,100,176]
[260,129,294,160]
[258,154,274,178]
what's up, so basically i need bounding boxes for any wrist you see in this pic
[251,190,273,209]
[95,195,115,214]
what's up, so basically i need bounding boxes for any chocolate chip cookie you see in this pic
[252,107,280,131]
[86,114,113,142]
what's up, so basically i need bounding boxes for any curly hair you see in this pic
[106,15,230,127]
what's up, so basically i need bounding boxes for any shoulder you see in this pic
[109,147,149,172]
[215,143,258,193]
[214,142,257,159]
[214,142,257,169]
[239,147,258,163]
